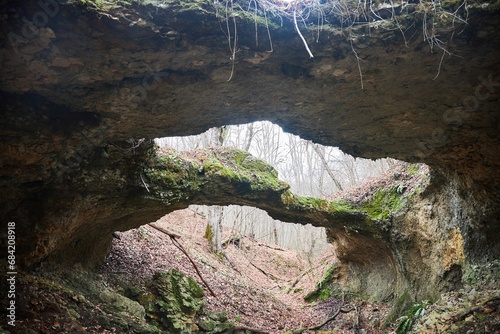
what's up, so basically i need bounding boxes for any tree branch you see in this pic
[148,223,217,297]
[308,306,354,331]
[312,144,344,191]
[291,302,354,333]
[147,223,182,239]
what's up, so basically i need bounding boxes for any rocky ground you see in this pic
[411,285,500,334]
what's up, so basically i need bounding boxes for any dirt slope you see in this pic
[99,209,392,333]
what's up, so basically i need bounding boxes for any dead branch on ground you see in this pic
[148,223,217,297]
[234,324,269,333]
[257,242,285,251]
[289,262,327,290]
[453,296,500,321]
[291,295,354,333]
[147,223,182,239]
[222,252,242,275]
[307,305,354,331]
[247,259,280,281]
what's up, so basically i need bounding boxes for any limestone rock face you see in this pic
[0,0,499,302]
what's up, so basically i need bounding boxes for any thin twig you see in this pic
[263,7,274,52]
[350,39,364,89]
[234,324,269,333]
[224,0,237,81]
[257,242,285,251]
[433,47,447,80]
[228,12,238,81]
[289,262,326,290]
[248,258,280,281]
[222,252,242,275]
[140,174,150,193]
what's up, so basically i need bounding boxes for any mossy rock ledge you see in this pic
[143,146,384,234]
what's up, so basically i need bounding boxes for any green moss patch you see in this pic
[203,148,288,192]
[361,187,406,221]
[304,263,342,302]
[197,311,235,333]
[281,190,330,212]
[143,148,205,204]
[142,269,205,333]
[330,199,357,213]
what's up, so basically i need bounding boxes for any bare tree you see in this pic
[312,143,344,192]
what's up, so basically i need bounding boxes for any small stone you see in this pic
[332,69,347,77]
[482,307,494,314]
[465,315,475,322]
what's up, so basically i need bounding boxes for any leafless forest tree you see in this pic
[155,121,394,257]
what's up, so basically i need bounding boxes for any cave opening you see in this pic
[98,120,434,331]
[148,120,409,255]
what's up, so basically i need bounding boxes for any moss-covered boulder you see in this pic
[99,288,146,319]
[143,269,205,333]
[197,311,235,333]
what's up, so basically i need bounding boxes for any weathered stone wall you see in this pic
[329,169,500,300]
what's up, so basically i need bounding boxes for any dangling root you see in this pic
[293,9,314,58]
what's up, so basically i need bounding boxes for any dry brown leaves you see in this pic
[100,209,393,333]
